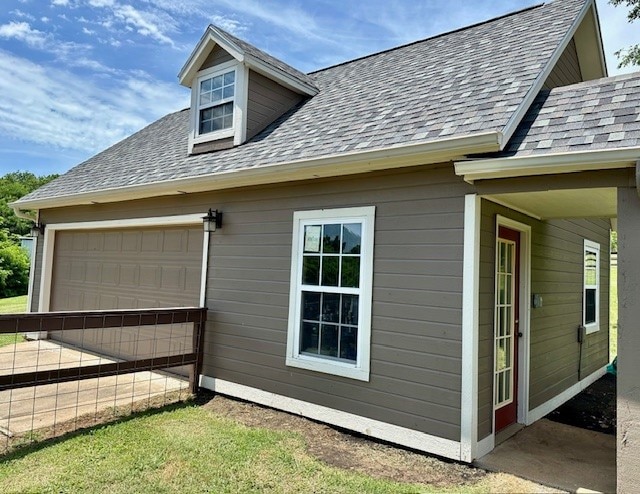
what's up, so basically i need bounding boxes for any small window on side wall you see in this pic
[583,239,600,334]
[286,206,375,381]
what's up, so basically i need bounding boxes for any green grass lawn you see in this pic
[0,295,27,314]
[0,403,461,494]
[0,295,27,348]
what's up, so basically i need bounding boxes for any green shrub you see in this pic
[0,232,29,298]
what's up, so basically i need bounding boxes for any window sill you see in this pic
[286,355,370,382]
[584,323,600,335]
[192,128,235,144]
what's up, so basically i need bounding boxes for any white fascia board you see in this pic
[12,131,502,211]
[245,55,318,96]
[178,27,244,87]
[500,0,594,148]
[455,147,640,183]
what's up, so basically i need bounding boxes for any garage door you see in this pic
[49,226,204,373]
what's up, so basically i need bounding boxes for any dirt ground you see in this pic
[198,392,562,493]
[546,374,616,435]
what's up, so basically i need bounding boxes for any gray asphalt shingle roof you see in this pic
[213,26,318,91]
[20,0,588,204]
[501,71,640,156]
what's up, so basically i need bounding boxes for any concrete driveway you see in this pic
[0,340,187,436]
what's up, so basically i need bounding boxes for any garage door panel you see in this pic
[50,226,203,377]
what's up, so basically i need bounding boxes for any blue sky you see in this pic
[0,0,637,176]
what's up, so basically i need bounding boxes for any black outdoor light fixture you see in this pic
[202,208,223,233]
[31,222,45,237]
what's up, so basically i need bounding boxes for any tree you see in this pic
[610,0,640,67]
[0,172,58,236]
[0,230,29,298]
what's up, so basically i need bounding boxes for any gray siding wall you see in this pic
[39,164,471,442]
[246,70,303,140]
[543,38,583,89]
[478,199,610,440]
[200,45,234,71]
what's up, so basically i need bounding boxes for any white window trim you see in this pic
[583,239,601,334]
[188,60,248,152]
[286,206,375,381]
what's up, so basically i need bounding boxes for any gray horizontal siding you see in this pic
[40,164,473,442]
[478,199,610,440]
[543,37,582,89]
[200,45,234,71]
[246,70,303,140]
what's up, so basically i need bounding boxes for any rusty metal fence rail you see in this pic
[0,307,206,453]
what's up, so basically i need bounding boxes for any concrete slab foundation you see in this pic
[475,419,615,493]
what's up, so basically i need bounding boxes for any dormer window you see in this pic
[187,60,248,153]
[180,25,318,155]
[198,68,235,135]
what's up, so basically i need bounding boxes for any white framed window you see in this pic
[196,65,236,137]
[286,206,375,381]
[189,60,247,152]
[583,239,600,334]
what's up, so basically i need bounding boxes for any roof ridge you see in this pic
[307,2,545,75]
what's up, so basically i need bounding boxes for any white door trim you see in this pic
[37,213,207,316]
[495,215,532,429]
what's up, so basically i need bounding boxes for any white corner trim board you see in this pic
[526,366,606,425]
[460,194,481,462]
[200,376,462,461]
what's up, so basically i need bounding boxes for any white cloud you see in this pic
[0,22,47,48]
[87,1,177,45]
[41,17,51,23]
[0,50,188,154]
[209,15,246,35]
[10,10,36,21]
[51,0,70,6]
[82,27,95,35]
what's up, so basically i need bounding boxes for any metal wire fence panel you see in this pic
[0,307,206,454]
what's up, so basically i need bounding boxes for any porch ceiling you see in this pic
[485,187,617,220]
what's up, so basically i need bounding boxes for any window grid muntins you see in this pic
[299,222,362,363]
[198,70,235,135]
[495,238,515,408]
[583,241,600,328]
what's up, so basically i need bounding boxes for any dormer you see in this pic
[179,26,319,155]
